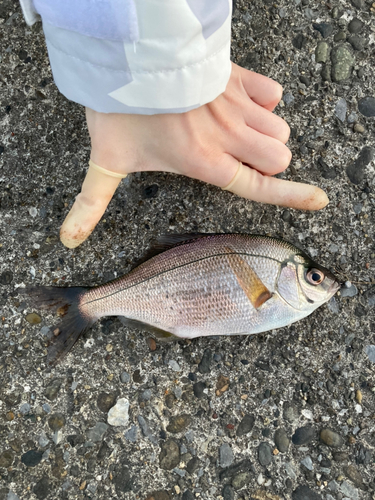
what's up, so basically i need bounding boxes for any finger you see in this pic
[221,161,329,210]
[228,126,292,176]
[60,161,126,248]
[244,99,290,144]
[236,64,283,111]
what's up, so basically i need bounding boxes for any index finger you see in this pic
[222,161,329,211]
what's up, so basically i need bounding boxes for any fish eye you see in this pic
[306,268,325,285]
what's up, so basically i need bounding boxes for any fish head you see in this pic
[277,253,341,312]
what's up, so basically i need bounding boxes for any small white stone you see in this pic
[301,409,313,420]
[355,404,362,414]
[257,473,265,485]
[107,398,130,426]
[168,359,181,371]
[29,207,38,217]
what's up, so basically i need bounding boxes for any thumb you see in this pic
[60,160,127,248]
[222,161,329,210]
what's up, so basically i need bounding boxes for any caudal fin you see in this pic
[21,286,95,365]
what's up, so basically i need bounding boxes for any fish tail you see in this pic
[22,286,95,365]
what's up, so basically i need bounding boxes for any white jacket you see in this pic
[19,0,232,114]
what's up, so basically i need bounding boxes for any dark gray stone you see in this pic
[86,422,108,443]
[138,415,157,444]
[358,97,375,117]
[313,23,333,38]
[219,443,234,468]
[21,450,43,467]
[292,426,316,445]
[0,270,13,285]
[351,0,364,9]
[236,414,255,437]
[258,442,272,466]
[348,35,366,51]
[292,34,306,49]
[292,485,322,499]
[198,349,212,373]
[222,484,235,500]
[274,428,290,452]
[113,466,133,495]
[346,146,374,184]
[186,457,199,474]
[348,18,364,34]
[181,491,194,500]
[193,381,206,398]
[33,477,50,500]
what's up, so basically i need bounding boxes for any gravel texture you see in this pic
[1,0,375,499]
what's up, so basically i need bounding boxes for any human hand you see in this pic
[60,63,328,248]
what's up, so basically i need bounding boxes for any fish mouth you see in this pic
[329,280,342,296]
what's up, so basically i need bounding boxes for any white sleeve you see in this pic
[19,0,232,114]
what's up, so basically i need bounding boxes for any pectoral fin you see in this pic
[226,249,272,309]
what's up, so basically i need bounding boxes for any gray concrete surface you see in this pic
[1,0,375,499]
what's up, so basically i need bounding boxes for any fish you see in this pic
[22,234,341,364]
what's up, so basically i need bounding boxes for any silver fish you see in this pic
[24,234,341,364]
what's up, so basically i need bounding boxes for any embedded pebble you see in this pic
[335,98,347,122]
[315,41,329,63]
[258,442,272,466]
[341,284,358,297]
[346,146,374,184]
[138,415,157,443]
[358,96,375,117]
[124,425,138,442]
[21,450,43,467]
[120,372,130,384]
[365,345,375,363]
[97,392,116,412]
[274,428,290,452]
[20,403,31,415]
[108,398,130,426]
[292,485,322,499]
[25,313,41,324]
[292,426,315,445]
[28,207,38,217]
[168,359,181,372]
[198,349,212,373]
[320,428,344,447]
[283,93,294,106]
[236,414,255,436]
[86,422,108,442]
[301,456,313,471]
[167,414,192,433]
[331,45,354,82]
[159,439,180,470]
[219,443,234,468]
